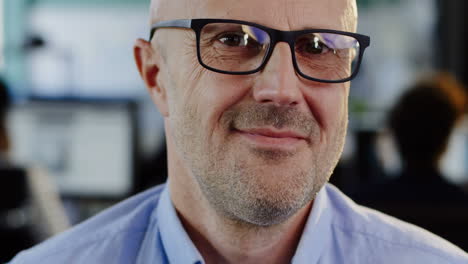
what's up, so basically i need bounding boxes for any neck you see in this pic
[167,138,312,264]
[177,197,311,264]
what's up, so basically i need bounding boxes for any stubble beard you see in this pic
[171,103,346,227]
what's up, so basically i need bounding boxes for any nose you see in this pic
[252,43,302,107]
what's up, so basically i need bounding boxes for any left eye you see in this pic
[296,36,331,55]
[306,40,329,54]
[218,32,248,47]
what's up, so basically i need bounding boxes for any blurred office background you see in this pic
[0,0,467,260]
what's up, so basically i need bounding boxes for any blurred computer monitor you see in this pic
[7,99,137,198]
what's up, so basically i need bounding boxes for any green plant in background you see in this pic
[358,0,400,8]
[350,97,369,115]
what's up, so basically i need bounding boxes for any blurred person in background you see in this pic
[0,78,69,262]
[8,0,468,263]
[354,72,468,250]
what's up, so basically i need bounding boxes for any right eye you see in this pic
[217,32,248,47]
[296,35,332,56]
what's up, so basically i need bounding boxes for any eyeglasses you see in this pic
[150,19,370,83]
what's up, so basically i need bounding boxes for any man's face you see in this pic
[151,0,356,226]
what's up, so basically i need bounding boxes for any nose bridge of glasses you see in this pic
[260,29,298,75]
[269,29,297,48]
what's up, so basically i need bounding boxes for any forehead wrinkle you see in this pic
[341,0,358,31]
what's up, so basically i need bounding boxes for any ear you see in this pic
[134,38,169,117]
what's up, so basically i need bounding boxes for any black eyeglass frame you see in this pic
[149,18,370,83]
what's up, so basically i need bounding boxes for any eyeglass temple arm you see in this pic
[149,19,192,40]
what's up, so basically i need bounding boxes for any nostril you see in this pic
[260,99,273,104]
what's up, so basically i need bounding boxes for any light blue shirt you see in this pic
[9,183,468,263]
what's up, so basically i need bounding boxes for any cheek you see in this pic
[205,74,253,115]
[303,84,349,134]
[169,67,253,141]
[190,73,253,133]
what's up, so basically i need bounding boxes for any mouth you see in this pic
[233,127,308,149]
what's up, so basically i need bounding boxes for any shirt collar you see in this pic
[292,184,333,263]
[157,186,204,264]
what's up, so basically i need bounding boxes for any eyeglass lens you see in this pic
[199,22,360,81]
[200,23,270,73]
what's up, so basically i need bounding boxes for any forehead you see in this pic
[156,0,357,32]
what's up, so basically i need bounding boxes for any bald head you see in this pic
[149,0,358,32]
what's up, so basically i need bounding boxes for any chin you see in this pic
[234,187,314,227]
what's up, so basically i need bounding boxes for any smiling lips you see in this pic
[235,127,308,148]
